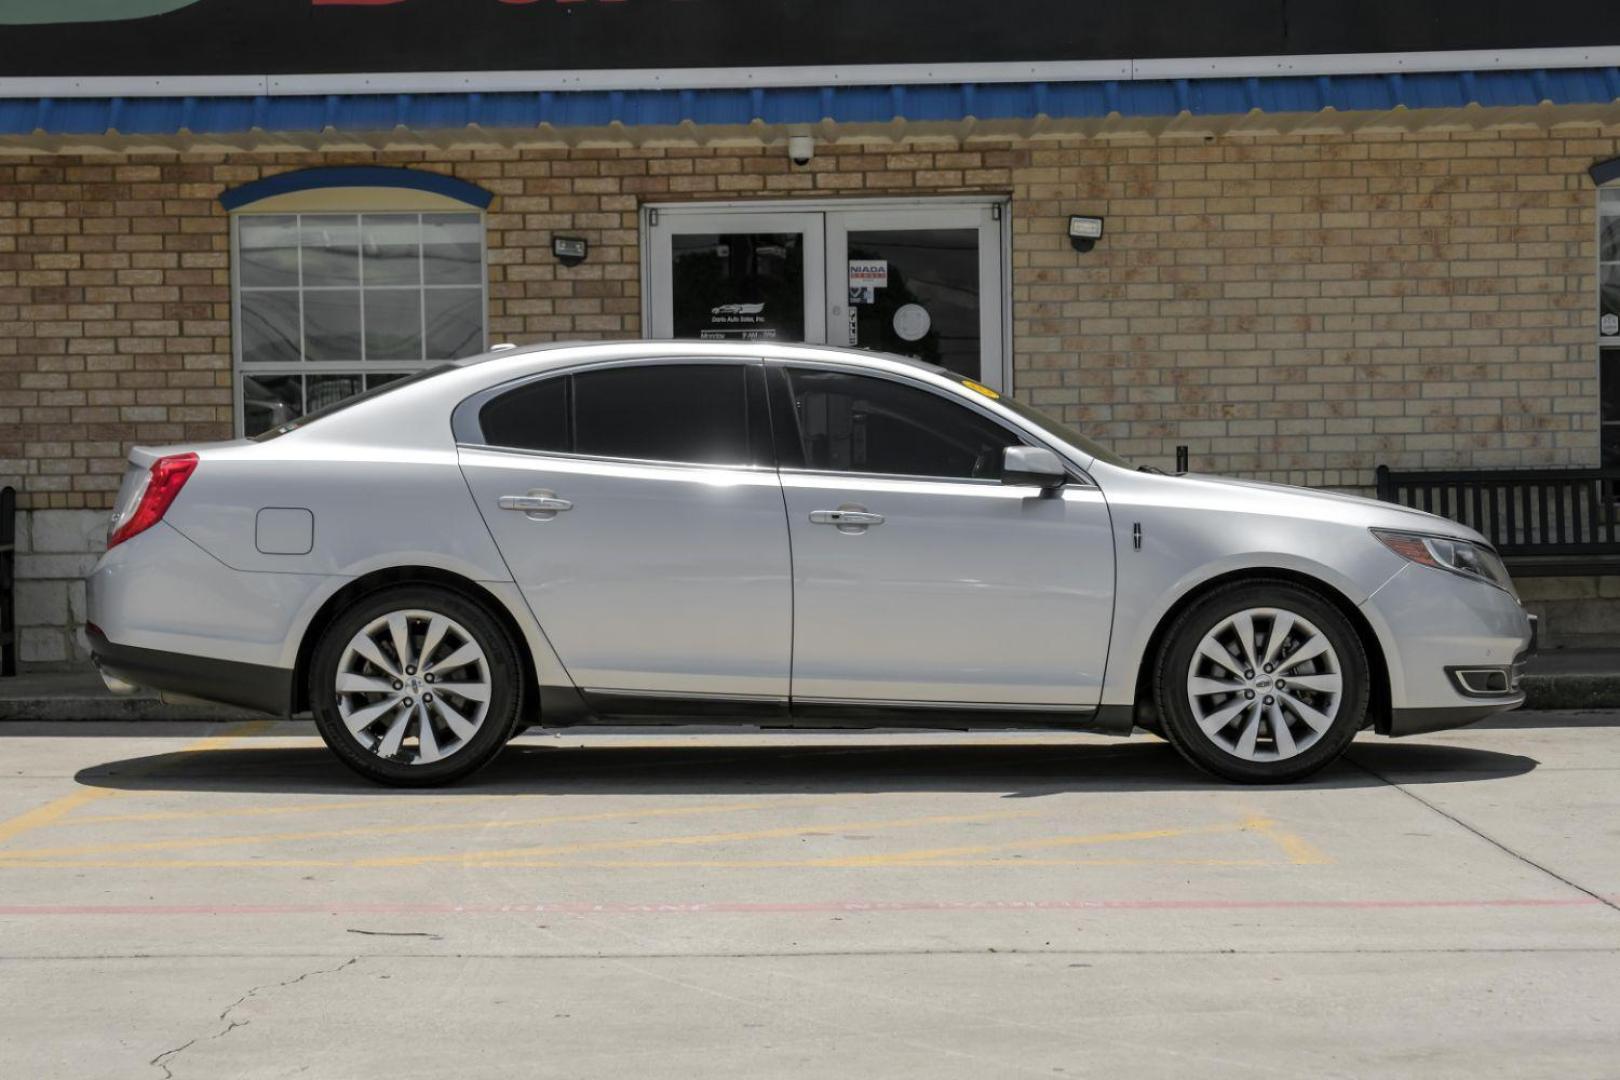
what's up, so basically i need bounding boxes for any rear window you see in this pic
[250,364,456,442]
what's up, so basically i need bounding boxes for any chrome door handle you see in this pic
[498,492,573,519]
[809,509,884,528]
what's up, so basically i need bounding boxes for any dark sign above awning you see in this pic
[0,0,1617,80]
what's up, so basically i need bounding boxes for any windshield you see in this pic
[986,389,1133,469]
[250,365,457,442]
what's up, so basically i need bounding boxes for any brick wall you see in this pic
[1012,127,1611,488]
[2,127,1614,511]
[1,124,1615,664]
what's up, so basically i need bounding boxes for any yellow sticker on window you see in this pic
[961,379,1000,400]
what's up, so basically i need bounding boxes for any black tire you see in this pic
[1153,580,1369,784]
[310,585,524,786]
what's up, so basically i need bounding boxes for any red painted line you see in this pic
[0,897,1609,917]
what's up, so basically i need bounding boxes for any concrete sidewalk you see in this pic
[1,651,1616,721]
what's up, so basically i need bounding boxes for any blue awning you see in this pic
[3,66,1618,136]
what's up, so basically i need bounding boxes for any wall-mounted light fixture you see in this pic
[1068,215,1105,253]
[1590,157,1620,186]
[552,235,588,267]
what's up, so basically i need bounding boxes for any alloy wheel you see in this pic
[1184,606,1343,762]
[334,608,492,765]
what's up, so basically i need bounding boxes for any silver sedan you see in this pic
[87,342,1534,785]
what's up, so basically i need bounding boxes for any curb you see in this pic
[0,696,267,722]
[1520,675,1620,712]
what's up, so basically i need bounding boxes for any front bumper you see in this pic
[1363,564,1535,736]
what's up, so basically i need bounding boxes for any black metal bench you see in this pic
[1375,465,1620,576]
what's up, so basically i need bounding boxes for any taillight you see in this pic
[107,453,199,550]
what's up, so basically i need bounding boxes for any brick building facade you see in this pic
[3,2,1620,667]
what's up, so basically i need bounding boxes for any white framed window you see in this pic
[1601,188,1619,467]
[232,210,488,436]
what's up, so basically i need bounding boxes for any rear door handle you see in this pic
[498,492,573,519]
[809,509,885,529]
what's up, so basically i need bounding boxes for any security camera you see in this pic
[787,135,815,167]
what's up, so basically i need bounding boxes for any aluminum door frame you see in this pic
[642,198,1011,388]
[643,208,827,342]
[823,203,1007,391]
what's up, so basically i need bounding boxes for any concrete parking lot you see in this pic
[1,714,1618,1079]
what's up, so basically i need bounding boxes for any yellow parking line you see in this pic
[468,856,1280,869]
[0,788,118,847]
[0,799,815,862]
[355,809,1045,868]
[0,809,1041,870]
[0,720,272,850]
[1249,818,1332,865]
[0,855,1279,871]
[57,794,524,828]
[802,821,1253,869]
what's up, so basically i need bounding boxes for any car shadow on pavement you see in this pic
[70,738,1538,798]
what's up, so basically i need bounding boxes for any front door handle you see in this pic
[809,508,885,532]
[498,492,573,519]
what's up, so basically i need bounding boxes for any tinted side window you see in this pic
[478,364,757,465]
[571,364,752,465]
[780,368,1013,480]
[478,376,569,453]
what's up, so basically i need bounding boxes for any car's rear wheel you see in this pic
[310,585,523,786]
[1154,581,1369,783]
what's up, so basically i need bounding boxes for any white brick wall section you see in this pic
[13,509,106,669]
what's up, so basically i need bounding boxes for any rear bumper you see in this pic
[88,623,293,716]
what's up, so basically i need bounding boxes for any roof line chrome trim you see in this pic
[778,467,1007,488]
[456,442,772,474]
[6,45,1619,98]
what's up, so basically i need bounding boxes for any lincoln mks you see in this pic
[87,342,1534,785]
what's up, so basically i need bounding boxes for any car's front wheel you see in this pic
[310,585,523,786]
[1154,581,1369,783]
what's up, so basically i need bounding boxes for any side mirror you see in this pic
[1001,445,1067,492]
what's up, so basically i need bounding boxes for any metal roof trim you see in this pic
[0,66,1615,140]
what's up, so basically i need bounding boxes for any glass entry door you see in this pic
[646,211,825,344]
[825,205,1004,386]
[645,201,1007,388]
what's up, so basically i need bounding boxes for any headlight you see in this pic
[1372,529,1516,596]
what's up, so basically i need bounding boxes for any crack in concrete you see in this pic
[1346,753,1620,915]
[147,958,358,1078]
